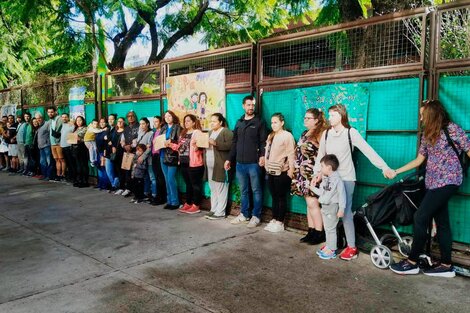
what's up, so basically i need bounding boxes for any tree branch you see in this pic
[156,0,210,61]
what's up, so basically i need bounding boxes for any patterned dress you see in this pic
[291,130,319,197]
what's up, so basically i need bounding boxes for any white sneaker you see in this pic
[230,213,249,225]
[122,189,131,196]
[114,189,124,195]
[268,222,284,233]
[263,219,276,231]
[247,216,260,228]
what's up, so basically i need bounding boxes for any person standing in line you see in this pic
[22,112,34,176]
[135,117,154,201]
[204,113,233,220]
[313,104,395,261]
[119,111,139,197]
[71,116,89,188]
[16,112,31,174]
[60,113,75,182]
[160,111,182,210]
[104,114,120,193]
[47,106,64,181]
[5,115,19,174]
[311,154,346,259]
[225,95,268,228]
[150,116,167,205]
[170,114,204,215]
[291,108,329,244]
[389,100,470,278]
[263,113,296,233]
[95,118,110,190]
[35,112,52,181]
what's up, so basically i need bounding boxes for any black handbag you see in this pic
[163,148,179,166]
[444,128,469,177]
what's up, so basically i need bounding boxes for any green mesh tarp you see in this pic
[107,99,162,120]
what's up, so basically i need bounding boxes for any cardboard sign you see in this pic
[196,132,209,148]
[121,152,135,170]
[153,134,166,150]
[66,133,78,145]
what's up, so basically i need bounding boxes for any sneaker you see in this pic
[231,213,249,225]
[121,189,131,197]
[422,264,455,278]
[114,189,124,195]
[267,222,284,233]
[247,216,260,228]
[182,204,201,215]
[205,212,215,219]
[339,246,358,261]
[178,203,192,213]
[164,204,179,210]
[263,219,276,231]
[206,214,225,220]
[390,259,420,275]
[316,245,326,256]
[318,249,337,260]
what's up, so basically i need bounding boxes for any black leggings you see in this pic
[73,143,89,184]
[267,172,292,222]
[408,185,458,264]
[180,164,204,205]
[152,153,167,200]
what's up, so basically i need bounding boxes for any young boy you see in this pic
[129,144,149,203]
[311,154,346,260]
[83,119,103,167]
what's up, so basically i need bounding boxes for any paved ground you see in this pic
[0,173,469,313]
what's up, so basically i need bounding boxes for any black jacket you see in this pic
[229,114,267,164]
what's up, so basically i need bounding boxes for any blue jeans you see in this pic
[97,153,109,189]
[236,163,263,218]
[145,162,157,197]
[160,157,179,206]
[105,158,119,188]
[39,146,52,178]
[343,181,356,248]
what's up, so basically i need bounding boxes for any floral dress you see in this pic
[291,130,319,197]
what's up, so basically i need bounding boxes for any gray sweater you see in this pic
[312,171,347,213]
[37,122,51,149]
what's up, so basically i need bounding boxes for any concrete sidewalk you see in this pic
[0,174,468,313]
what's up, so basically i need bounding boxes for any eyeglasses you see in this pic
[304,117,315,120]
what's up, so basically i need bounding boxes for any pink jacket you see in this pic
[170,129,204,167]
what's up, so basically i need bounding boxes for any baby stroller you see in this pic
[356,171,427,269]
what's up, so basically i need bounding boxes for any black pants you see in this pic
[180,164,204,206]
[152,154,167,201]
[267,172,292,222]
[130,177,145,200]
[62,146,76,181]
[73,143,89,184]
[409,185,458,264]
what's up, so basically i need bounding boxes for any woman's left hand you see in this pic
[383,168,396,179]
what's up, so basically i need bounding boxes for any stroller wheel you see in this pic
[398,236,413,257]
[370,245,393,269]
[379,234,397,246]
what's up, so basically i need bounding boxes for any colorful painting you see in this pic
[166,69,226,130]
[69,87,86,120]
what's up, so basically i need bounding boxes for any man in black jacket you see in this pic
[225,95,267,227]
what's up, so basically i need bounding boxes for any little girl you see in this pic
[83,119,103,167]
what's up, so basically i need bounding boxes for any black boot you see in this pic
[300,228,315,243]
[307,229,325,245]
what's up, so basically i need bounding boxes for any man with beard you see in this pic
[225,95,267,228]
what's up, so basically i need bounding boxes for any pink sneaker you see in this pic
[340,246,358,261]
[178,203,192,213]
[183,204,201,215]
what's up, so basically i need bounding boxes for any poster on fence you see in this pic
[166,69,226,130]
[297,84,370,138]
[0,104,17,118]
[69,87,86,120]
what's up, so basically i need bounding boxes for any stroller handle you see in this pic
[399,169,425,183]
